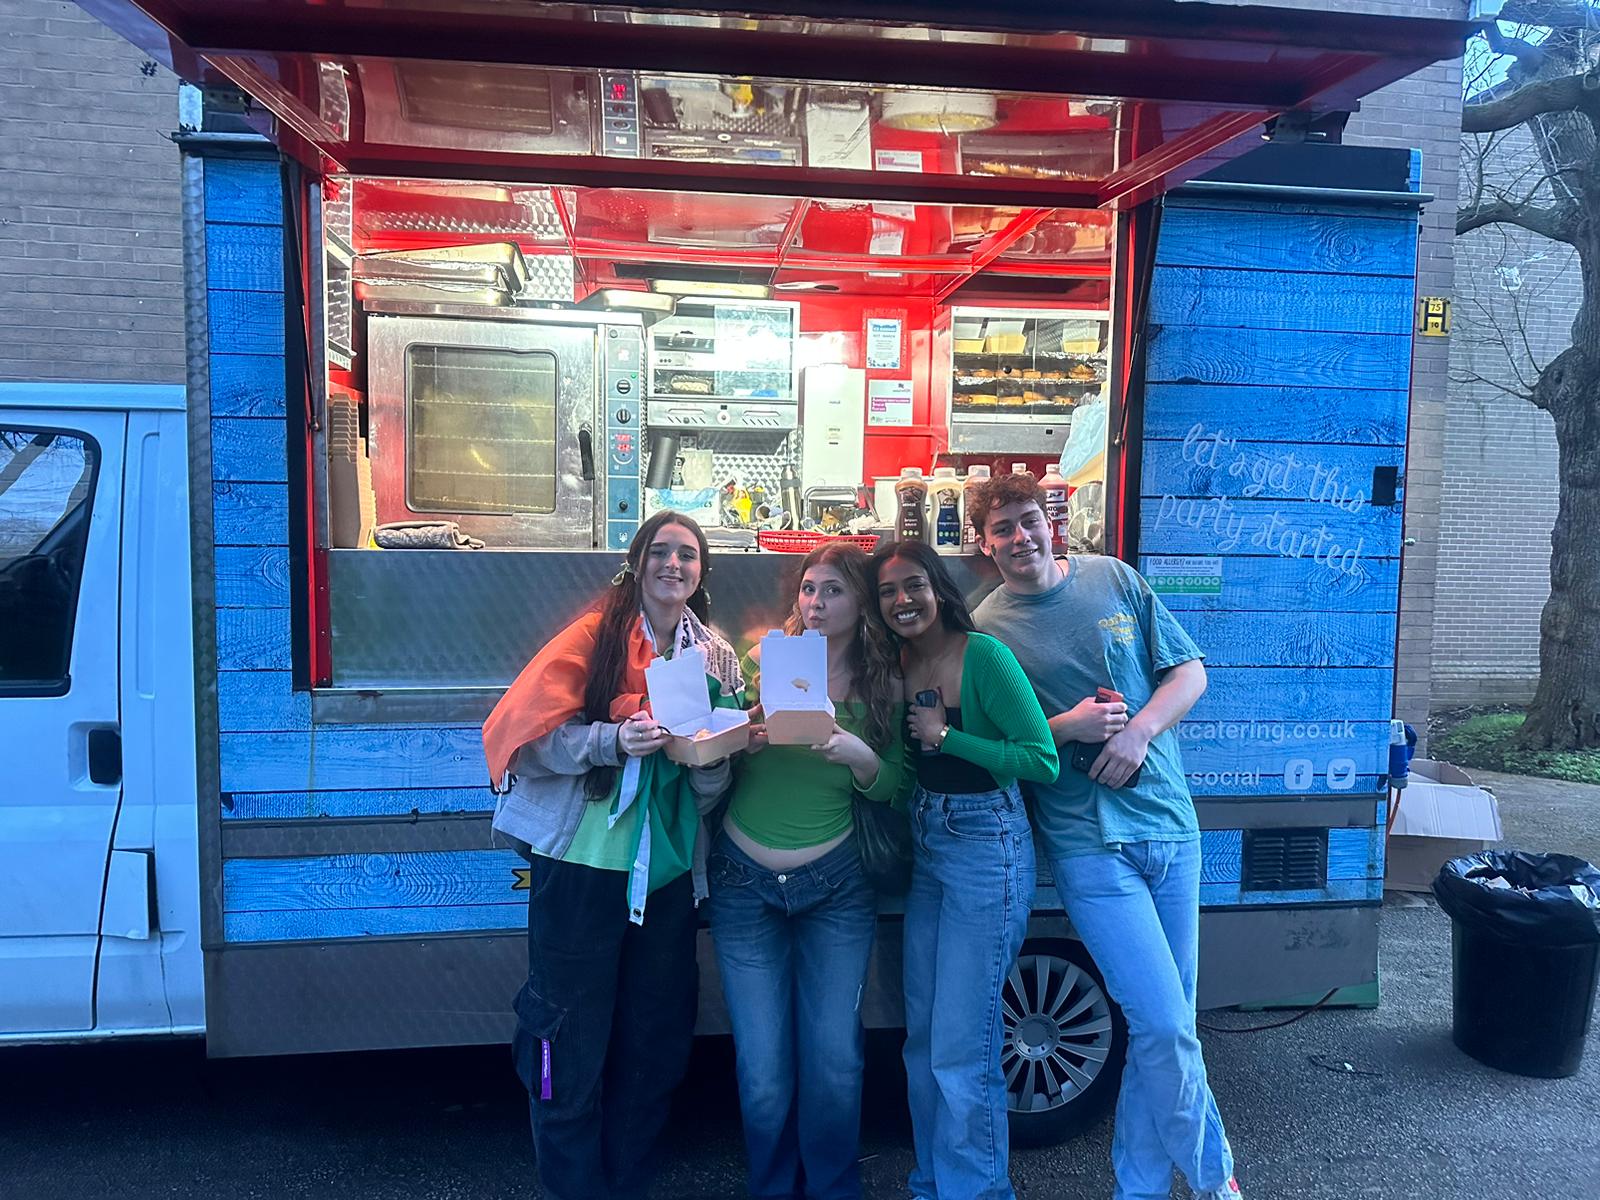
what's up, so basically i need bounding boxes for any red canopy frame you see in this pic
[77,1,1467,211]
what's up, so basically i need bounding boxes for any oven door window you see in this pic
[407,344,559,515]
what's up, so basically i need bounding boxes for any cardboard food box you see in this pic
[1384,759,1503,893]
[645,645,751,766]
[759,629,837,745]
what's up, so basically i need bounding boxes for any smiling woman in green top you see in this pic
[873,539,1056,1200]
[709,542,906,1200]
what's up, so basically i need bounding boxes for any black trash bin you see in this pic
[1433,850,1600,1079]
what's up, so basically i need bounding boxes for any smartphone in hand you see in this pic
[914,689,941,756]
[1071,687,1143,788]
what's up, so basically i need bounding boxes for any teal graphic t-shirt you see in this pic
[974,556,1204,858]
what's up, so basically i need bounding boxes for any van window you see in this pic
[0,429,98,695]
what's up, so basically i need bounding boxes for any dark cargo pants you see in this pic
[512,857,698,1200]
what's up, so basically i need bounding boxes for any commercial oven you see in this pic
[366,304,645,549]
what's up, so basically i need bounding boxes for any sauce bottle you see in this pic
[961,464,990,555]
[930,466,963,555]
[895,466,928,543]
[1040,463,1070,552]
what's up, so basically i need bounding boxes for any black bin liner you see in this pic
[1433,850,1600,1078]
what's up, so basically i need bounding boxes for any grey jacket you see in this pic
[490,719,732,903]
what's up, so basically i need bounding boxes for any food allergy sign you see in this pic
[1146,555,1223,595]
[867,379,914,427]
[866,318,902,370]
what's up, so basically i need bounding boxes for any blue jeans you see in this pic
[1053,840,1234,1200]
[902,784,1036,1200]
[707,832,878,1200]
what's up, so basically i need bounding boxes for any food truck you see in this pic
[0,0,1465,1145]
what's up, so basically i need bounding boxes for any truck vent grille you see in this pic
[1241,828,1328,892]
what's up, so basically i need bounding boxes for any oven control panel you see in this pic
[603,325,644,550]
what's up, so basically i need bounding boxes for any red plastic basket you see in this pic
[755,530,881,554]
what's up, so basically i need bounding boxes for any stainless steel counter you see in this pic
[325,546,1002,702]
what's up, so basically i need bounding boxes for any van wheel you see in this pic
[1003,938,1127,1147]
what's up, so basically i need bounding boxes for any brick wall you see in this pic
[1436,120,1570,706]
[0,0,184,384]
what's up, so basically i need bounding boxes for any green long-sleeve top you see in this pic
[727,701,911,850]
[935,633,1060,787]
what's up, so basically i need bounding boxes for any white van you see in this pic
[0,383,203,1041]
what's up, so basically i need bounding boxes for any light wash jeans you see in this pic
[707,832,877,1200]
[903,784,1035,1200]
[1053,839,1235,1200]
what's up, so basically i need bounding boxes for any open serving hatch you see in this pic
[80,1,1466,212]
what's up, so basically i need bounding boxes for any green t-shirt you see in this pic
[974,556,1204,858]
[727,701,909,851]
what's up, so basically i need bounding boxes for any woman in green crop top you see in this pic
[709,542,907,1200]
[873,539,1057,1200]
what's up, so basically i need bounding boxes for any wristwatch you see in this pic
[935,724,951,750]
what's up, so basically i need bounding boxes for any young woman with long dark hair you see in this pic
[872,539,1058,1200]
[709,541,907,1200]
[482,511,743,1200]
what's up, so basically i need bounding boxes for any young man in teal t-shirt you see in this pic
[969,472,1243,1200]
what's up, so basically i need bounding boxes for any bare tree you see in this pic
[1458,1,1600,749]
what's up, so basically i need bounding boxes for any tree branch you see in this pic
[1498,0,1600,31]
[1463,71,1592,133]
[1484,22,1549,74]
[1456,198,1577,241]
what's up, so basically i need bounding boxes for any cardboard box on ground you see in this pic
[760,629,837,745]
[1385,759,1503,893]
[645,645,750,767]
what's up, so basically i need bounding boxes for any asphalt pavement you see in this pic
[3,771,1598,1199]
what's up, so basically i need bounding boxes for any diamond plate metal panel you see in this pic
[523,253,575,302]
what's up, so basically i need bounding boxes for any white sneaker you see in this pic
[1197,1180,1242,1200]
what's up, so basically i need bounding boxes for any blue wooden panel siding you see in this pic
[215,608,294,671]
[224,787,495,821]
[218,726,488,794]
[1177,612,1397,668]
[206,221,286,292]
[211,416,288,484]
[203,158,284,226]
[1141,556,1400,614]
[222,849,526,942]
[217,670,311,733]
[206,289,288,357]
[210,353,287,418]
[212,482,290,546]
[1145,326,1411,391]
[1192,668,1395,722]
[1153,206,1418,275]
[1146,268,1415,335]
[1199,878,1381,907]
[1142,385,1407,447]
[1197,827,1385,907]
[1141,441,1405,503]
[1139,498,1402,560]
[1178,722,1388,780]
[214,546,293,607]
[1141,194,1417,826]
